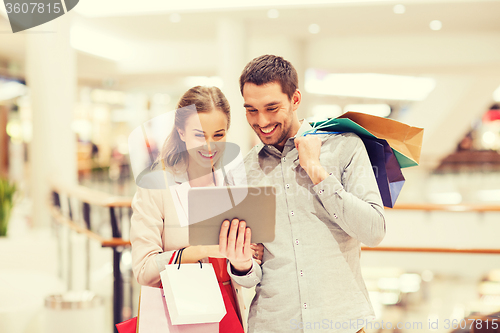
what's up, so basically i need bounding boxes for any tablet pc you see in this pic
[188,186,276,246]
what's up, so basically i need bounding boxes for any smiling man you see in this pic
[223,55,387,333]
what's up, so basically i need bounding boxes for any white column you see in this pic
[216,19,251,154]
[290,38,311,120]
[25,13,77,228]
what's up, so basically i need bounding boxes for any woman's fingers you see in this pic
[235,220,246,253]
[220,219,252,263]
[226,218,239,258]
[243,227,251,259]
[219,220,230,255]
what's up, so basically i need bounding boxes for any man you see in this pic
[219,55,386,333]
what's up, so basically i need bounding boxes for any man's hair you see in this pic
[239,55,298,100]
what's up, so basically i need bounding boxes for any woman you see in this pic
[129,86,262,333]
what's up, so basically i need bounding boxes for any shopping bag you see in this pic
[115,316,137,333]
[160,262,226,325]
[137,285,219,333]
[310,111,423,168]
[360,137,405,208]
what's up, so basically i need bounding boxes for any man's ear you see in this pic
[292,89,302,111]
[177,128,186,142]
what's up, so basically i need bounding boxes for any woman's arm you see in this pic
[177,245,225,263]
[130,187,169,287]
[179,244,263,264]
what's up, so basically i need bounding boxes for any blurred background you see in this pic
[1,0,500,332]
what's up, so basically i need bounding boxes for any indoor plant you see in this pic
[0,178,16,237]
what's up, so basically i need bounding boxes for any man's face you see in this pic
[243,82,301,150]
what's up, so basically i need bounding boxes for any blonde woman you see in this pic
[130,86,262,332]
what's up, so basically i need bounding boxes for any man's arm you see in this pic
[295,134,386,246]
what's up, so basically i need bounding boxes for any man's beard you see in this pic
[255,105,293,147]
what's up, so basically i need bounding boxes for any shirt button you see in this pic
[285,184,290,189]
[333,213,338,219]
[318,189,324,194]
[282,157,286,162]
[303,303,307,309]
[329,172,333,176]
[290,211,294,216]
[295,239,299,245]
[300,270,304,276]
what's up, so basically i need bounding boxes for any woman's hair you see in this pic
[154,86,230,175]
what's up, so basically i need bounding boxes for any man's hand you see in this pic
[294,135,329,185]
[219,218,253,274]
[251,243,264,265]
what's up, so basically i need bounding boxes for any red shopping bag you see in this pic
[115,316,137,333]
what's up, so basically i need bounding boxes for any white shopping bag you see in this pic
[138,285,219,333]
[160,262,226,325]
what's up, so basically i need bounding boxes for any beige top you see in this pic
[130,168,230,287]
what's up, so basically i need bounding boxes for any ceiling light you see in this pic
[170,13,181,23]
[430,20,442,31]
[305,69,436,101]
[308,23,320,34]
[344,104,391,117]
[393,4,405,14]
[267,9,279,19]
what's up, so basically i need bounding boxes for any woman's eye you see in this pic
[214,134,224,138]
[195,134,205,138]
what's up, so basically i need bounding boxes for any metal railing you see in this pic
[49,181,132,333]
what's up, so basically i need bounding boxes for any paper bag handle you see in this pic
[175,248,203,270]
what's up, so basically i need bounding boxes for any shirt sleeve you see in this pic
[155,251,177,272]
[312,134,386,247]
[130,187,174,287]
[227,258,262,288]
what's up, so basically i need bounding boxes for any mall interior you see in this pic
[1,1,500,332]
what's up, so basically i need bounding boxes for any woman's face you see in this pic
[177,109,228,170]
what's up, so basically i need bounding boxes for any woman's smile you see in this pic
[198,150,217,159]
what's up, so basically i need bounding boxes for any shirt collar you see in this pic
[257,119,313,155]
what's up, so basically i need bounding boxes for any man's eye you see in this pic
[247,109,257,113]
[268,107,278,112]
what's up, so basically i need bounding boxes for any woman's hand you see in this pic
[219,218,253,274]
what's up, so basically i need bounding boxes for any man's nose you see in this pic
[256,112,271,128]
